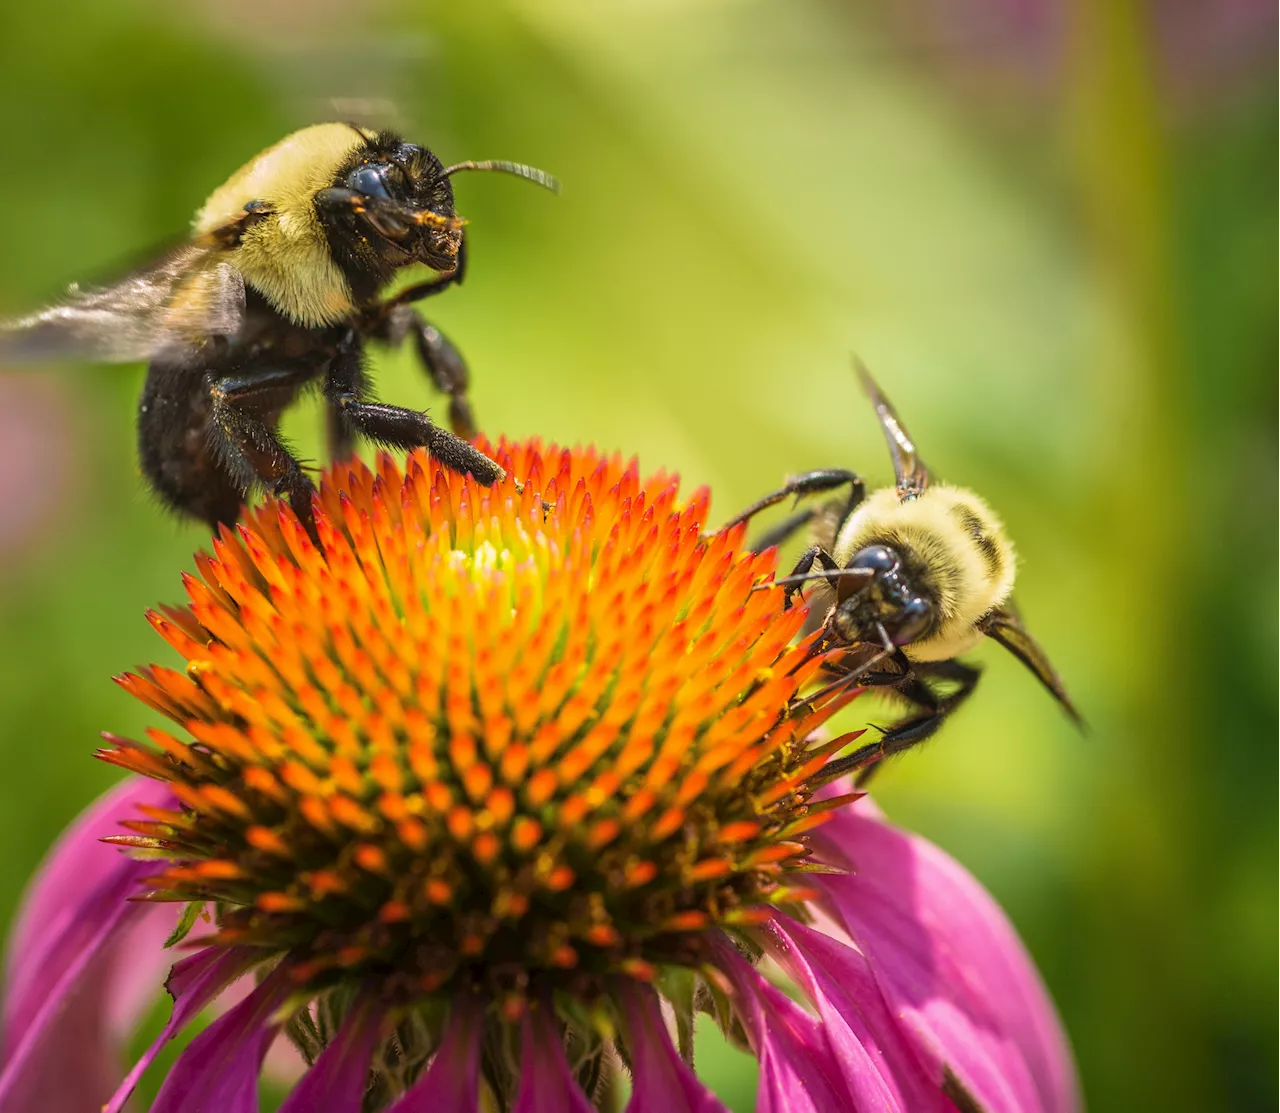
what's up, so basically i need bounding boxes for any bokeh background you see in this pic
[0,1,1272,1110]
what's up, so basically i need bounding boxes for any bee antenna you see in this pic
[443,161,560,194]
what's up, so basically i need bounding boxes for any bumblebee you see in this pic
[721,363,1080,782]
[0,123,557,532]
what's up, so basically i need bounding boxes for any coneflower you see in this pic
[0,440,1078,1112]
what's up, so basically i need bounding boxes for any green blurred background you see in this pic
[0,1,1273,1110]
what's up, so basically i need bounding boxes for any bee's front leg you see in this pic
[367,240,476,440]
[324,336,501,486]
[708,469,866,545]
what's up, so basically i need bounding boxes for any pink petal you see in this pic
[149,966,290,1113]
[0,777,178,1113]
[385,996,483,1112]
[105,945,260,1113]
[5,775,175,1036]
[103,896,183,1041]
[619,982,729,1113]
[512,1009,595,1113]
[763,915,949,1112]
[813,802,1080,1113]
[711,938,851,1113]
[278,993,383,1113]
[206,972,307,1086]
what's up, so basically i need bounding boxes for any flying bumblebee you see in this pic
[721,362,1080,783]
[0,123,557,531]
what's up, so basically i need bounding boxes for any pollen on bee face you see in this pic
[101,439,859,1004]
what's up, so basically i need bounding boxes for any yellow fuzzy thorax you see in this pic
[195,123,373,328]
[833,484,1016,661]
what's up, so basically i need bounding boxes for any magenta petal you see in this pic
[711,938,850,1113]
[764,915,948,1113]
[0,781,178,1113]
[512,1009,594,1113]
[149,965,290,1113]
[620,982,728,1113]
[103,896,183,1040]
[104,945,260,1113]
[385,997,483,1112]
[278,993,383,1113]
[4,775,175,1036]
[813,803,1080,1113]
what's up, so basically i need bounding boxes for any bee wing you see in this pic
[855,359,930,500]
[0,233,245,365]
[979,604,1083,727]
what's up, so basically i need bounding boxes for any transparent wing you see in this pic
[855,359,930,500]
[980,604,1083,726]
[0,237,245,365]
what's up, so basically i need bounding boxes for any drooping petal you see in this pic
[619,982,729,1113]
[103,895,183,1044]
[711,938,851,1113]
[763,915,949,1113]
[512,1008,595,1113]
[4,775,174,1034]
[104,945,260,1113]
[812,803,1080,1113]
[0,777,177,1113]
[278,992,383,1113]
[149,966,291,1113]
[385,996,483,1113]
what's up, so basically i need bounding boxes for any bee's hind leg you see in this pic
[205,366,320,536]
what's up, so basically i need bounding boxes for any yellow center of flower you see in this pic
[104,441,854,1006]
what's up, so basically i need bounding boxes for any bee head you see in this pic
[829,544,935,648]
[324,142,464,273]
[316,134,556,298]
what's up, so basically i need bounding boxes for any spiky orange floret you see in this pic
[103,440,857,1001]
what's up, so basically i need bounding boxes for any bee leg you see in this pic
[828,660,982,786]
[371,241,475,440]
[324,340,503,485]
[710,469,865,542]
[412,315,475,441]
[138,362,245,529]
[781,545,844,607]
[206,367,320,534]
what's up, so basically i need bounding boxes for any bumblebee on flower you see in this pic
[0,442,1078,1113]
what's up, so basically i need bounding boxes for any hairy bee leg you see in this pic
[369,305,475,441]
[825,660,983,786]
[409,314,475,441]
[712,469,866,540]
[324,341,503,485]
[783,545,844,608]
[138,362,249,529]
[372,240,476,439]
[206,367,319,533]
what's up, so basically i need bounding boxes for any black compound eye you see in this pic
[849,545,898,573]
[891,597,933,646]
[348,163,392,200]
